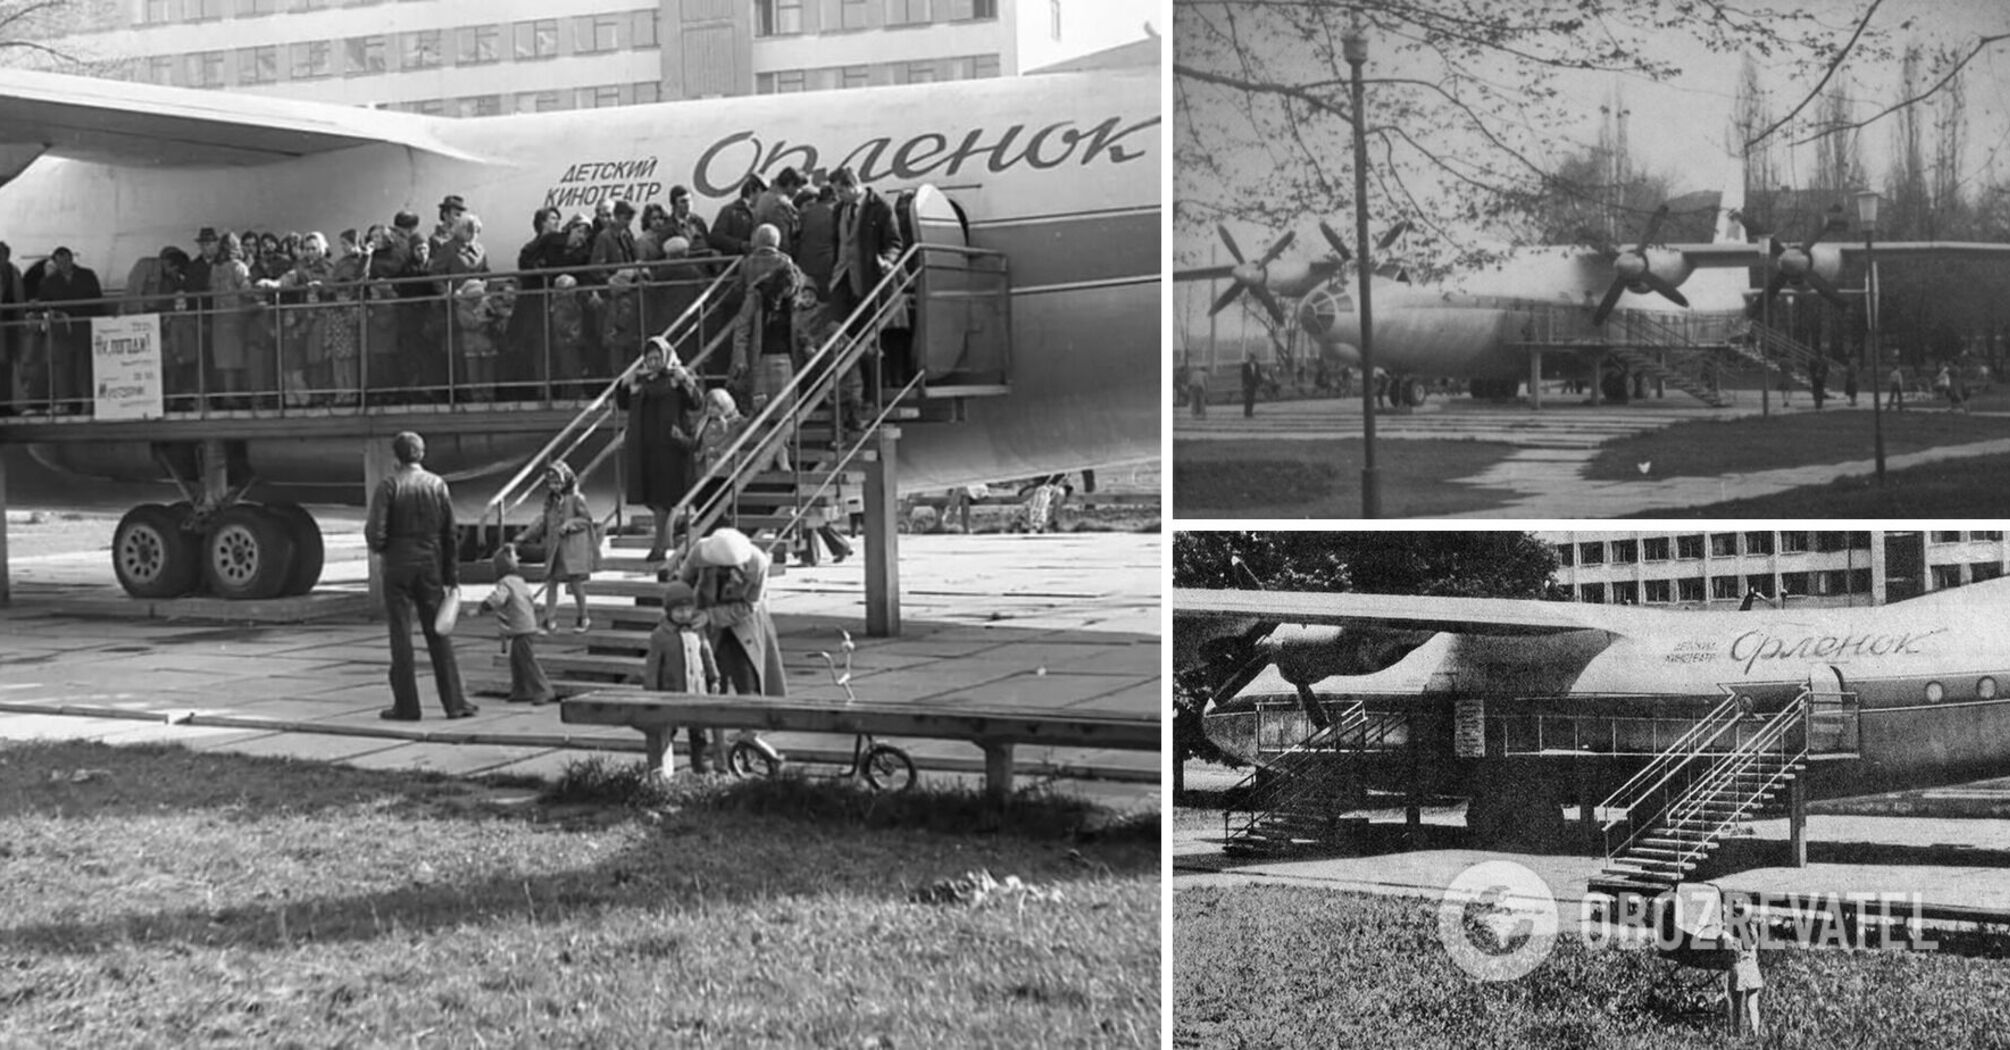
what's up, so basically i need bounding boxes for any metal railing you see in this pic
[1595,693,1747,831]
[1221,698,1409,847]
[0,254,743,418]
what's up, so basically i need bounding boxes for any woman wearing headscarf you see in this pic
[676,526,786,772]
[612,336,701,562]
[511,459,598,633]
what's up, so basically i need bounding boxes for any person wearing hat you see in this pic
[470,544,555,705]
[364,430,477,721]
[29,246,104,414]
[614,335,702,562]
[677,526,787,700]
[124,246,196,409]
[429,194,468,263]
[638,578,721,773]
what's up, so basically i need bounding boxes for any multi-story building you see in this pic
[1542,530,2010,609]
[38,0,1159,116]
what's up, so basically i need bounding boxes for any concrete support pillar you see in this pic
[863,425,901,637]
[1405,729,1423,833]
[0,448,10,606]
[983,742,1014,806]
[1528,350,1543,412]
[1589,352,1605,406]
[363,436,398,613]
[1788,776,1808,867]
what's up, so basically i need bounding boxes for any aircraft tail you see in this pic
[1716,152,1747,243]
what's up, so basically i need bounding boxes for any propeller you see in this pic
[1747,205,1850,318]
[1207,224,1296,324]
[1592,205,1688,327]
[1318,219,1411,281]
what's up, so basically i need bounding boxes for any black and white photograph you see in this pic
[0,1,1165,1045]
[1174,0,2010,519]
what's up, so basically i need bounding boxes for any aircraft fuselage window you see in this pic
[1925,681,1947,704]
[1979,677,1998,701]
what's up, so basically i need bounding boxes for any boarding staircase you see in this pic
[1606,313,1735,408]
[1727,321,1825,393]
[1589,690,1821,898]
[1221,699,1408,858]
[466,242,1010,698]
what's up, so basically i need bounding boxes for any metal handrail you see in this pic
[1596,692,1745,827]
[1604,689,1810,867]
[481,258,743,537]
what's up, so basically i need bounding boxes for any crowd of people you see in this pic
[0,164,913,420]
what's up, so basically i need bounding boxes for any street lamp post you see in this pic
[1855,189,1885,485]
[1343,13,1380,518]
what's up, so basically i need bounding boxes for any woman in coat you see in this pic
[505,207,568,399]
[208,232,256,405]
[511,459,597,632]
[612,336,701,562]
[676,527,786,773]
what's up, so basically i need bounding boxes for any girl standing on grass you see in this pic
[512,460,597,633]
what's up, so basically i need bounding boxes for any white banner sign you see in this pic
[91,314,163,420]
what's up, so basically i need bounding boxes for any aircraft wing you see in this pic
[1174,588,1625,637]
[1669,242,2010,269]
[0,67,481,169]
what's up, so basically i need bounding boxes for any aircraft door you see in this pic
[1806,666,1859,754]
[898,184,1011,387]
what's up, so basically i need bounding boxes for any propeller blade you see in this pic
[1634,205,1670,252]
[1250,285,1288,326]
[1318,221,1351,263]
[1639,272,1690,308]
[1209,283,1246,317]
[1591,280,1628,327]
[1257,229,1297,266]
[1804,268,1850,308]
[1217,224,1246,264]
[1375,220,1412,252]
[1746,270,1790,320]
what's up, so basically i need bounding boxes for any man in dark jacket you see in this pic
[31,246,104,414]
[796,185,839,301]
[708,176,766,257]
[365,431,477,721]
[0,242,20,412]
[830,166,905,384]
[1240,352,1263,417]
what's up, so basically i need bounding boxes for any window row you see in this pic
[137,13,660,88]
[1575,569,1876,605]
[756,53,999,93]
[145,0,646,23]
[1558,532,1880,567]
[382,81,665,117]
[1932,531,2006,543]
[756,0,998,37]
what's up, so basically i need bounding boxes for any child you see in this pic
[473,545,554,704]
[512,460,597,632]
[640,580,721,773]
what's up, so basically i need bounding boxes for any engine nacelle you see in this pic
[1627,248,1695,294]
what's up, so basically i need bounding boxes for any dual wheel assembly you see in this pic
[112,502,324,600]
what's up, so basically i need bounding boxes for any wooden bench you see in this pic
[562,690,1160,802]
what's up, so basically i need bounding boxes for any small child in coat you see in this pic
[640,580,722,773]
[475,545,554,704]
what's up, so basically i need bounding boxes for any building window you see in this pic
[239,0,279,14]
[1932,564,1965,590]
[1711,575,1740,601]
[1744,531,1775,555]
[401,31,442,70]
[411,98,446,116]
[579,84,626,108]
[1782,571,1810,597]
[1781,531,1810,553]
[290,39,333,78]
[1579,582,1605,604]
[1677,576,1705,602]
[1050,0,1061,39]
[575,14,624,53]
[456,24,500,66]
[1612,581,1638,605]
[756,0,804,36]
[1975,562,2005,583]
[1710,533,1737,557]
[142,0,174,24]
[513,21,559,60]
[1556,544,1573,568]
[633,81,661,104]
[345,36,387,76]
[1643,537,1670,562]
[457,95,504,117]
[902,60,938,84]
[292,0,328,10]
[841,64,873,89]
[189,50,226,87]
[1644,579,1671,604]
[1677,534,1703,560]
[1977,531,2005,542]
[1815,531,1848,552]
[756,69,807,94]
[190,0,225,20]
[1610,539,1638,565]
[944,0,996,17]
[840,0,870,29]
[148,55,177,84]
[237,46,278,84]
[634,10,660,48]
[1578,541,1604,566]
[1850,531,1873,550]
[1932,531,1964,544]
[886,0,928,26]
[1746,573,1775,597]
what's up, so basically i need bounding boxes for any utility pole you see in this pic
[1344,11,1380,518]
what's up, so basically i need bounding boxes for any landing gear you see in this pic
[111,503,203,598]
[1397,375,1429,407]
[203,505,299,600]
[268,504,325,597]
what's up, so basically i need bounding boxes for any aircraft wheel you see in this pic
[112,503,202,599]
[1400,376,1429,406]
[268,504,325,597]
[203,504,299,601]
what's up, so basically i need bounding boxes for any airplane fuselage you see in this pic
[4,70,1160,497]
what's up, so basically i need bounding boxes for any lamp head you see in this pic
[1853,189,1881,233]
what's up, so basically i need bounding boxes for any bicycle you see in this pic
[725,629,917,792]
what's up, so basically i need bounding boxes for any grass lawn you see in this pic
[1173,440,1521,518]
[0,740,1159,1049]
[1584,410,2010,481]
[1622,452,2010,518]
[1176,884,2010,1049]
